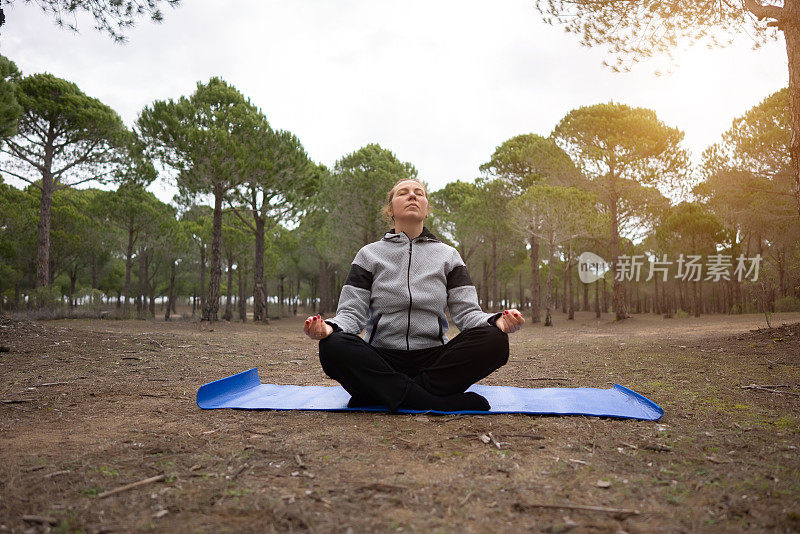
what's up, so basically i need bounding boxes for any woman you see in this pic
[303,178,525,411]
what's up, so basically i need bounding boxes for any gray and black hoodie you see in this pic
[326,227,500,350]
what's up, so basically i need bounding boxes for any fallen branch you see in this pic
[35,382,68,387]
[643,445,672,452]
[522,377,570,381]
[22,515,58,525]
[742,384,800,396]
[515,502,640,516]
[499,434,545,440]
[231,463,249,480]
[1,399,32,404]
[43,470,71,478]
[98,474,165,498]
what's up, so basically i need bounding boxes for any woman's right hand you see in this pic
[304,314,333,341]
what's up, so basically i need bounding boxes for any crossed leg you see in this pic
[318,326,509,411]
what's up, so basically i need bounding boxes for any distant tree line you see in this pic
[0,54,798,323]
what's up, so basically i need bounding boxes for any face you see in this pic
[390,180,429,222]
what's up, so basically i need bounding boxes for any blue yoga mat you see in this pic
[197,368,663,421]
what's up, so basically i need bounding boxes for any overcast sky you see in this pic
[0,0,789,202]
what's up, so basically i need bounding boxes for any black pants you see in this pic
[318,326,509,411]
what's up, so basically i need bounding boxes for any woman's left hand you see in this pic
[495,309,524,334]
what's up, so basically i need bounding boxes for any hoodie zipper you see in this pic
[406,239,413,351]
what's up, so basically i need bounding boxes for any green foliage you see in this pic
[697,88,797,247]
[535,1,778,73]
[657,202,724,254]
[479,133,579,192]
[29,285,64,310]
[318,143,417,265]
[13,0,181,43]
[553,102,689,194]
[4,73,128,186]
[138,77,261,199]
[0,54,22,141]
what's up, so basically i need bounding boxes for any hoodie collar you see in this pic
[383,226,440,243]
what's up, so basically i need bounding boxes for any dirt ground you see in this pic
[1,310,799,533]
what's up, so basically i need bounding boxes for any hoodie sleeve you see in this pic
[446,250,501,331]
[325,249,371,335]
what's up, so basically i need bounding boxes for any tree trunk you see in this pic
[594,278,600,318]
[694,280,701,318]
[165,260,176,321]
[91,253,99,290]
[654,276,660,315]
[609,194,626,320]
[279,275,285,318]
[35,167,55,289]
[203,187,224,321]
[137,248,147,319]
[567,254,574,320]
[148,268,156,318]
[529,234,541,322]
[782,12,800,221]
[561,258,568,314]
[253,214,268,323]
[582,277,589,312]
[223,256,234,321]
[199,244,206,313]
[238,265,247,322]
[491,238,498,311]
[482,258,489,310]
[545,235,556,327]
[68,266,77,310]
[123,229,134,317]
[318,258,330,315]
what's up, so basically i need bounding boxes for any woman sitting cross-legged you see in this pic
[303,178,525,412]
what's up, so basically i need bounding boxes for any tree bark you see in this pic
[91,253,99,290]
[202,187,224,321]
[529,234,541,322]
[582,276,589,312]
[594,278,600,318]
[491,238,499,311]
[35,129,56,289]
[782,5,800,220]
[199,243,206,313]
[238,265,247,322]
[279,275,285,318]
[609,194,627,320]
[68,265,77,309]
[165,260,176,321]
[223,256,233,321]
[561,257,568,314]
[482,258,490,310]
[318,258,330,315]
[545,234,556,327]
[567,253,574,320]
[137,248,147,319]
[253,214,268,323]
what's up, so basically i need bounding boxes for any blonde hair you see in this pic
[382,178,429,225]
